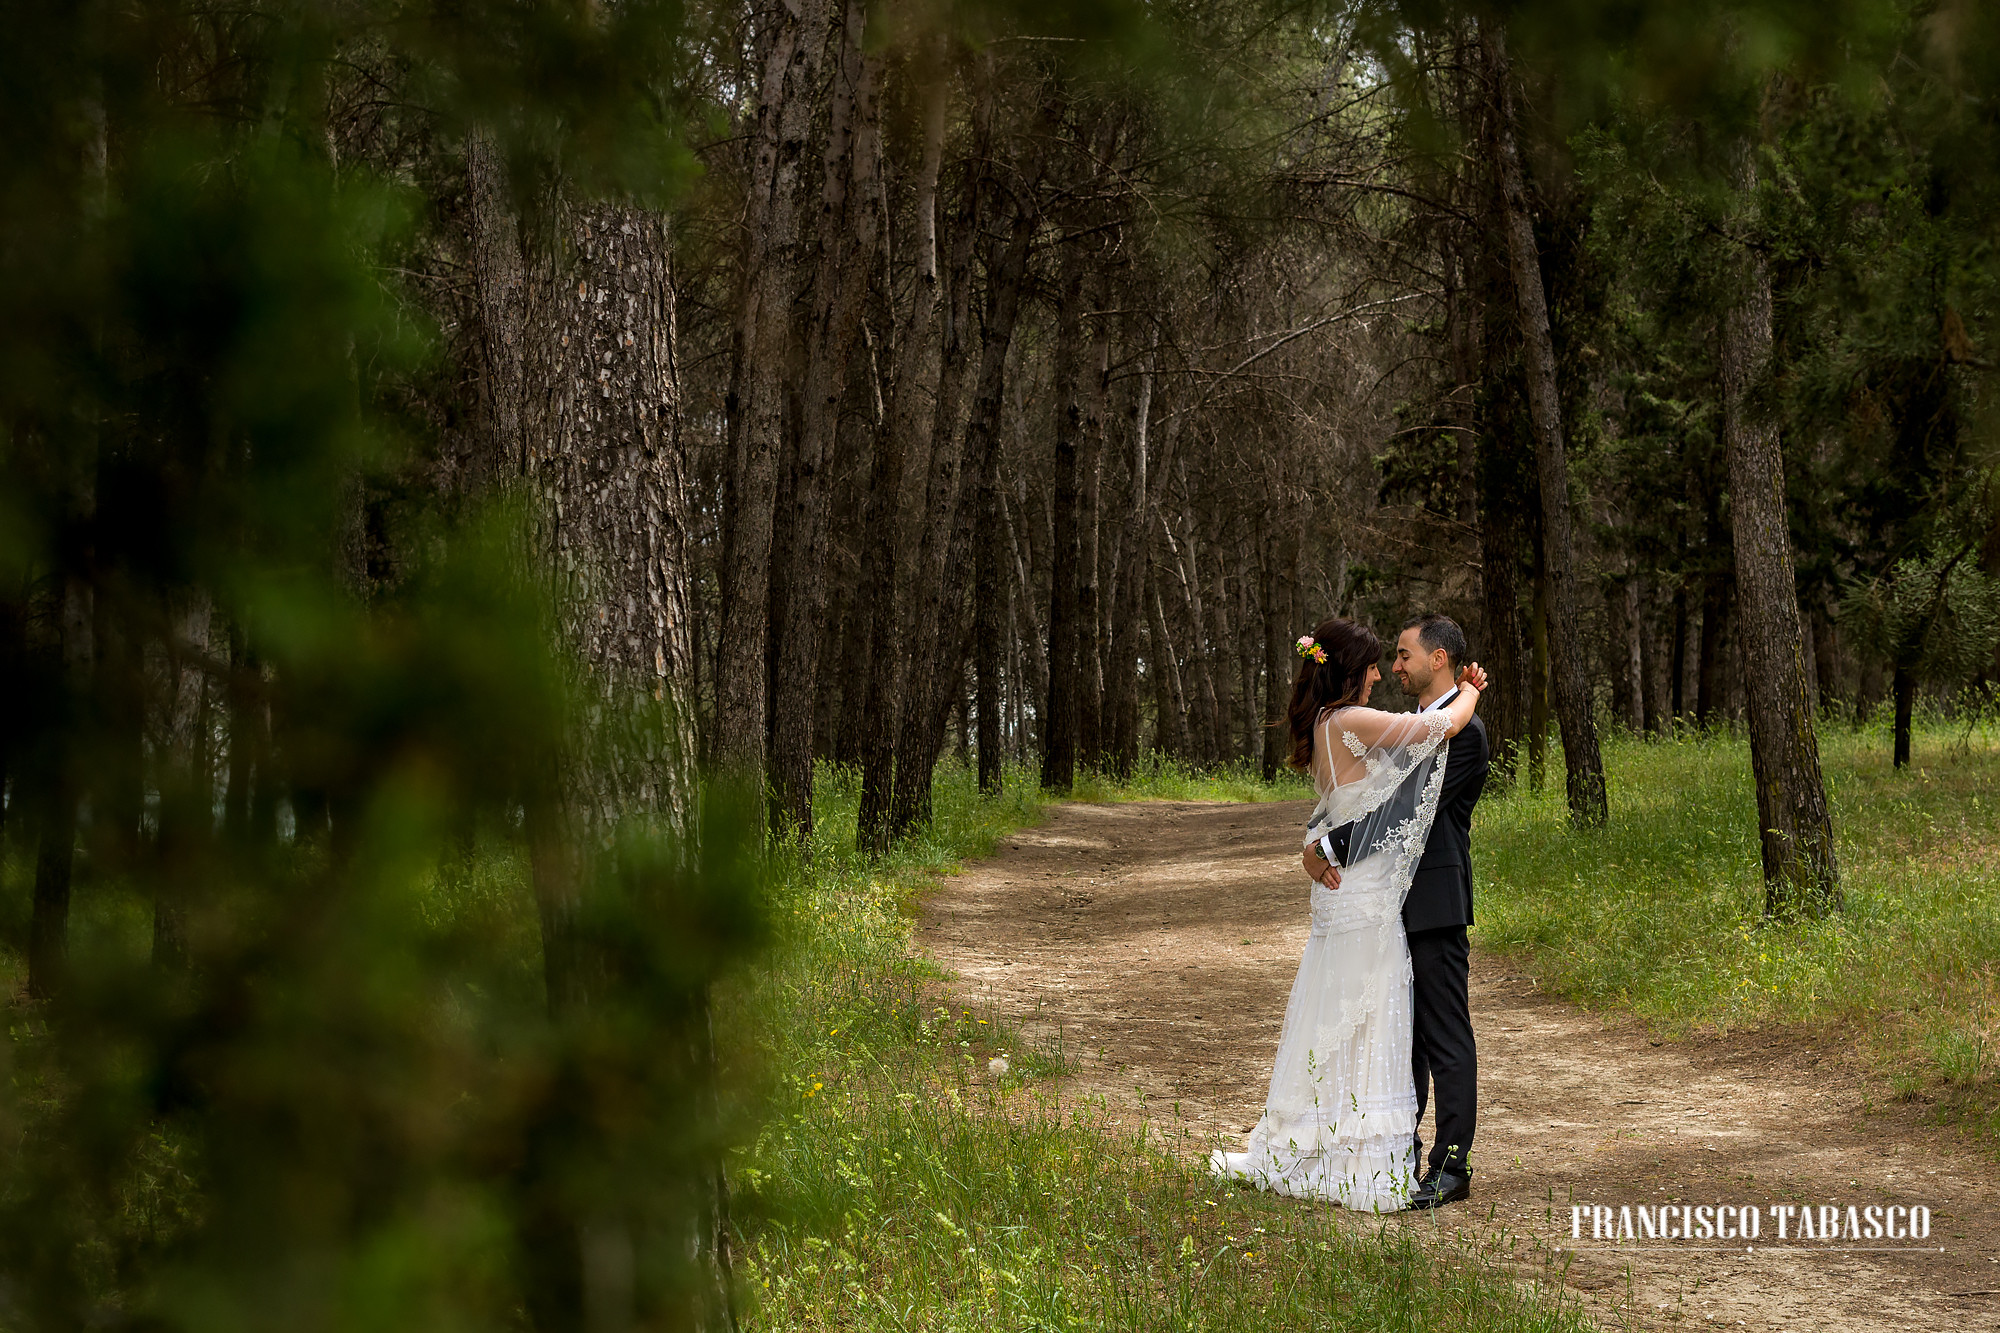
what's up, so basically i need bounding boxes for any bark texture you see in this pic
[539,203,700,862]
[715,0,834,781]
[890,90,1035,834]
[855,47,945,854]
[1720,142,1841,917]
[770,0,882,840]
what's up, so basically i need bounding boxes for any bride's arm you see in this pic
[1437,664,1485,738]
[1338,666,1487,747]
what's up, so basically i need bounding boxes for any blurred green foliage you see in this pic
[0,1,765,1330]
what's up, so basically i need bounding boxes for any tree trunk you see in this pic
[1892,664,1914,768]
[974,417,1005,793]
[715,0,834,781]
[1209,555,1238,763]
[1528,561,1550,790]
[1641,588,1672,735]
[466,130,528,488]
[1477,467,1529,775]
[155,589,214,970]
[29,572,91,1000]
[523,201,701,994]
[1697,570,1727,726]
[855,51,946,854]
[0,593,20,850]
[884,59,987,840]
[1624,579,1646,730]
[1148,571,1189,757]
[1811,605,1840,715]
[1259,520,1291,781]
[1105,349,1155,777]
[1041,251,1084,793]
[1799,607,1820,716]
[770,2,880,840]
[1076,286,1109,775]
[223,622,253,839]
[30,784,76,1001]
[1470,239,1531,775]
[829,557,868,768]
[1002,484,1051,735]
[1607,576,1643,731]
[893,96,1034,835]
[93,596,143,870]
[1670,580,1689,721]
[1484,20,1607,827]
[522,199,718,1330]
[1721,136,1839,913]
[1465,169,1530,778]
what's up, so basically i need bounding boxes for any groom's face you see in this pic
[1392,627,1446,697]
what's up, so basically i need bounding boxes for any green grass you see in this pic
[726,761,1590,1332]
[1069,755,1315,805]
[1476,712,2000,1122]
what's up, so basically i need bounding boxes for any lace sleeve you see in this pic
[1325,708,1450,790]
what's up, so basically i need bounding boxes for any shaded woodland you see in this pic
[3,0,2000,1325]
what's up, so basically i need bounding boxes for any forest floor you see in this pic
[919,798,1999,1333]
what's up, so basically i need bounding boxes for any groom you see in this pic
[1303,612,1489,1209]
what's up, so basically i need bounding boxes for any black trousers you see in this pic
[1409,924,1476,1174]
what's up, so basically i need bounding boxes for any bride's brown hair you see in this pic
[1284,617,1383,771]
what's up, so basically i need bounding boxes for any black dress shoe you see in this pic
[1407,1165,1471,1210]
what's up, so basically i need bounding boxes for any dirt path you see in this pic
[918,799,2000,1332]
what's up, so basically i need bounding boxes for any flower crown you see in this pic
[1294,634,1328,664]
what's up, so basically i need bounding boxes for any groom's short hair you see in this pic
[1402,613,1468,674]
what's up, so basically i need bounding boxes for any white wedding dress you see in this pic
[1210,704,1451,1212]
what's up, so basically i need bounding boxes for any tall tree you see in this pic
[770,1,883,839]
[1041,245,1085,793]
[1721,139,1841,915]
[1483,21,1608,828]
[1104,343,1156,777]
[855,46,947,852]
[715,0,834,782]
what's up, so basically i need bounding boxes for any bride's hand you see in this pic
[1459,662,1489,694]
[1300,847,1341,890]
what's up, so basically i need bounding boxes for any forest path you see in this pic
[918,799,1999,1333]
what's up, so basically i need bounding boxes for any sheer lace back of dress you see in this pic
[1303,706,1452,900]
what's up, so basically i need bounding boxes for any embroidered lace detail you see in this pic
[1388,740,1449,888]
[1342,729,1368,758]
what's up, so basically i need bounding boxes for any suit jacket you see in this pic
[1404,713,1488,934]
[1327,712,1489,934]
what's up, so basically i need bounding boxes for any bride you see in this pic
[1210,616,1484,1212]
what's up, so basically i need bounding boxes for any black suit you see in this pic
[1406,709,1485,1175]
[1327,705,1488,1175]
[1404,711,1488,935]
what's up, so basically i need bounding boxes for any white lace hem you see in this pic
[1208,1125,1417,1212]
